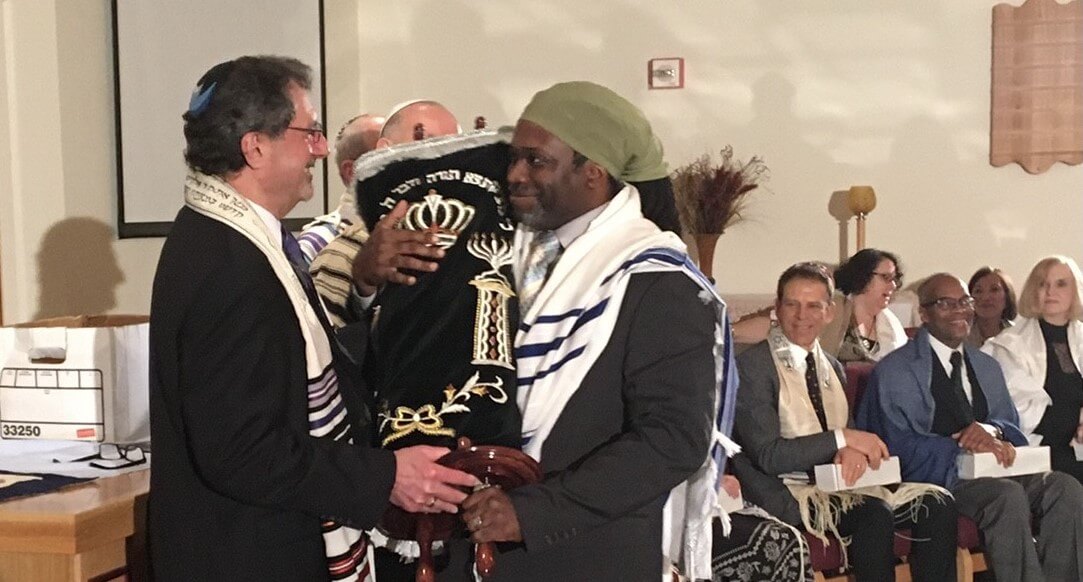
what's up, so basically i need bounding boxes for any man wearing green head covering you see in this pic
[460,81,737,581]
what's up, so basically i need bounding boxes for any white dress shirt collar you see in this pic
[249,199,283,243]
[553,202,610,249]
[786,341,815,374]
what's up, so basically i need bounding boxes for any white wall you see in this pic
[0,0,360,324]
[0,0,162,324]
[1,0,1080,324]
[351,0,1083,293]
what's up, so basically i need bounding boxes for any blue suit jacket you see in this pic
[855,328,1027,490]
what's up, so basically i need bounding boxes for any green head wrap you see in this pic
[519,81,667,182]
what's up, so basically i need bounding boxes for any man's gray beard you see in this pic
[513,208,546,230]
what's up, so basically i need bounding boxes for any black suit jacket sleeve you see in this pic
[508,273,716,551]
[734,342,839,476]
[177,259,395,528]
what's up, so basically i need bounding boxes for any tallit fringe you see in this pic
[367,529,445,561]
[790,483,951,571]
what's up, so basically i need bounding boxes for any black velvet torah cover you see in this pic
[354,129,522,451]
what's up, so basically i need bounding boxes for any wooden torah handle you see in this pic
[415,517,435,582]
[415,436,473,582]
[474,116,487,130]
[475,542,496,578]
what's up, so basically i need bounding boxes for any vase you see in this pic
[694,233,721,282]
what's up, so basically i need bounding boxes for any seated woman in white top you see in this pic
[984,255,1083,481]
[819,249,909,362]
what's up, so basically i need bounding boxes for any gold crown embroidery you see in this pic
[399,190,476,249]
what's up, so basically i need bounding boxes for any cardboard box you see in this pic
[0,315,149,444]
[719,491,744,514]
[957,446,1050,479]
[814,456,901,492]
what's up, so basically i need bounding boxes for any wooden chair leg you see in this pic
[972,551,988,573]
[894,561,912,582]
[956,547,974,582]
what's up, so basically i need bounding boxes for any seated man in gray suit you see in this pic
[858,273,1083,582]
[733,262,957,582]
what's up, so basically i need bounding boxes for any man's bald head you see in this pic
[377,101,459,147]
[917,273,968,306]
[918,273,974,348]
[334,114,384,186]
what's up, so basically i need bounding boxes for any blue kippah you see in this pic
[187,81,217,116]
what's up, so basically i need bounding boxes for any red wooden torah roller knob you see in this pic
[378,437,542,582]
[474,541,495,577]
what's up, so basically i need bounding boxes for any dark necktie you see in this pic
[281,225,333,332]
[949,351,976,425]
[281,226,312,283]
[805,352,829,432]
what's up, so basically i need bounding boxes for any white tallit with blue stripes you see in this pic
[513,185,739,581]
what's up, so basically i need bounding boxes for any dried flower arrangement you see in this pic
[671,146,768,235]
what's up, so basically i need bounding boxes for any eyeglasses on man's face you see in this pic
[286,122,326,145]
[921,296,976,312]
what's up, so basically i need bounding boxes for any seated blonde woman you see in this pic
[966,266,1018,347]
[984,255,1083,481]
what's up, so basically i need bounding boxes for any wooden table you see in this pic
[0,469,148,582]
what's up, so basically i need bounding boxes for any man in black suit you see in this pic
[456,81,724,581]
[732,262,956,581]
[148,56,476,581]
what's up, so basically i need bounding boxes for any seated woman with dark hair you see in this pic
[820,249,908,362]
[966,266,1018,347]
[984,255,1083,480]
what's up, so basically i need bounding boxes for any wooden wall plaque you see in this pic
[991,0,1083,174]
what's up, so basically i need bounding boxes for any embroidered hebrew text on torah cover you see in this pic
[354,130,521,450]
